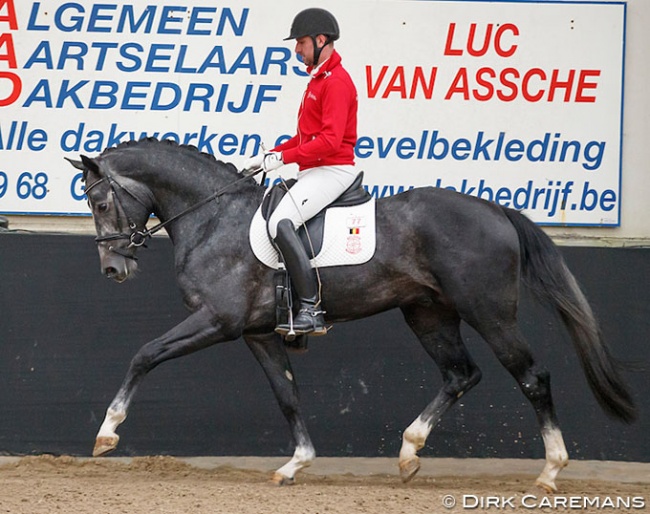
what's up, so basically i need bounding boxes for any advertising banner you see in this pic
[0,0,626,225]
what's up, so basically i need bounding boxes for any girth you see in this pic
[262,172,370,256]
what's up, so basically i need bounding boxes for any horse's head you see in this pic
[67,154,153,283]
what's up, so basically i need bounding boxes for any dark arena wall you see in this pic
[0,232,648,461]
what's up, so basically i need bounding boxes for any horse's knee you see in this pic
[445,366,482,398]
[129,344,159,374]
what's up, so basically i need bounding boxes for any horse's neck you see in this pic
[149,166,261,247]
[140,158,239,219]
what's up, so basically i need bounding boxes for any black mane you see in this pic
[99,137,240,175]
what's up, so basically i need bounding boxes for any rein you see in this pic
[86,170,260,255]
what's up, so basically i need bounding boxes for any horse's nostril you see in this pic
[104,267,118,277]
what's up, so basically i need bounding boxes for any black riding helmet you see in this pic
[284,8,340,66]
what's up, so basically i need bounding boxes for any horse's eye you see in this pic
[97,202,109,213]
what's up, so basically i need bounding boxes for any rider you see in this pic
[243,8,359,337]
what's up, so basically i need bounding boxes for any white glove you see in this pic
[242,153,264,175]
[242,152,284,175]
[261,152,284,172]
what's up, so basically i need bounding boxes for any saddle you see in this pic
[261,172,371,256]
[256,172,373,352]
[249,172,376,270]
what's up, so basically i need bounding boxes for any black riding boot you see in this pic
[274,219,328,337]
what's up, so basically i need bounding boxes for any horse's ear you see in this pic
[64,155,100,173]
[80,155,99,173]
[64,157,85,171]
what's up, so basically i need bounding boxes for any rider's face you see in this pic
[295,35,327,67]
[294,36,315,66]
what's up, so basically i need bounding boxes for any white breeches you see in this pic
[268,165,358,239]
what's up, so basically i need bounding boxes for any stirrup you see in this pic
[275,322,329,337]
[275,307,329,337]
[275,324,329,337]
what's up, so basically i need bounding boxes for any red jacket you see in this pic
[274,50,357,171]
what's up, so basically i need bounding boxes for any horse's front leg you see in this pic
[94,306,227,456]
[244,333,315,485]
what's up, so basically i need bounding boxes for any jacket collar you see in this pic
[307,50,342,78]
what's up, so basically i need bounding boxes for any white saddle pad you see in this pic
[249,198,377,269]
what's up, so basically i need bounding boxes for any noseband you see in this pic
[85,171,258,259]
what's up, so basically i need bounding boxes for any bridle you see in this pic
[85,170,260,259]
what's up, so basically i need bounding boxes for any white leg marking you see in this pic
[274,444,315,483]
[399,416,430,463]
[93,407,128,456]
[536,425,569,492]
[97,407,127,438]
[398,416,432,482]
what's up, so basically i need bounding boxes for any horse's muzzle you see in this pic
[104,265,128,282]
[99,247,137,283]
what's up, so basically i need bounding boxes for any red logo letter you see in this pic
[0,71,21,106]
[0,0,18,30]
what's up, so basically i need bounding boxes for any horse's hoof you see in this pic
[399,456,421,483]
[535,479,558,493]
[270,472,295,486]
[93,435,119,457]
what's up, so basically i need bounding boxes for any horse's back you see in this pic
[376,186,519,255]
[371,186,522,310]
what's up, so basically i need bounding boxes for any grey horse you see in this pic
[67,138,635,491]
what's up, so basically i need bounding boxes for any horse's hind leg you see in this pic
[475,320,568,492]
[398,303,482,482]
[244,333,315,486]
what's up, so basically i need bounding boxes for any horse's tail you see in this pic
[502,207,637,423]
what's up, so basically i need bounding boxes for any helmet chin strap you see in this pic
[310,35,332,67]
